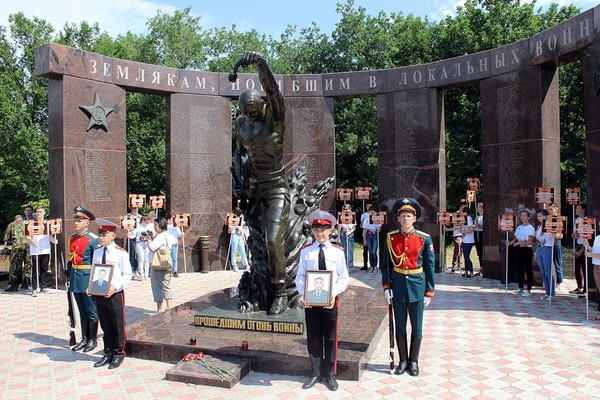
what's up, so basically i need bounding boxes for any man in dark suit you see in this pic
[91,268,108,293]
[381,198,435,377]
[305,277,330,304]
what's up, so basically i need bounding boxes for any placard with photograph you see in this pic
[498,214,516,232]
[437,211,452,226]
[370,211,387,225]
[88,264,114,296]
[544,215,566,235]
[174,213,190,228]
[566,187,580,206]
[466,190,476,203]
[304,270,333,307]
[129,194,146,208]
[338,210,355,225]
[535,187,554,205]
[226,212,241,233]
[120,215,138,230]
[354,186,372,200]
[576,218,596,240]
[47,218,62,235]
[27,220,45,236]
[149,195,166,209]
[451,212,466,227]
[336,188,353,201]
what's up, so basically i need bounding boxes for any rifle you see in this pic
[388,298,394,372]
[384,250,395,372]
[66,280,76,346]
[63,251,76,347]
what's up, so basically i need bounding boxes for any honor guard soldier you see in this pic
[67,206,100,352]
[381,198,435,377]
[295,210,349,391]
[89,219,132,369]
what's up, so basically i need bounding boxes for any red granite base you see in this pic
[126,285,387,381]
[165,354,250,388]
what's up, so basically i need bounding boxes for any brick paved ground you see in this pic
[1,262,599,399]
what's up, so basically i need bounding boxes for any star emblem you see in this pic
[79,93,114,131]
[402,198,410,204]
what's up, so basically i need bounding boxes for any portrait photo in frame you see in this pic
[304,270,333,307]
[88,263,114,296]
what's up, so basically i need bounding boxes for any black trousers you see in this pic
[305,301,338,378]
[513,246,533,290]
[95,291,126,357]
[30,254,49,290]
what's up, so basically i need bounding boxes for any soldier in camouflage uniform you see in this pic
[4,215,29,292]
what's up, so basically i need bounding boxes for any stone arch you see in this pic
[35,6,600,277]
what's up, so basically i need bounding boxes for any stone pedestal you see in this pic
[481,65,560,279]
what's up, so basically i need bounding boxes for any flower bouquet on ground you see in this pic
[182,352,236,381]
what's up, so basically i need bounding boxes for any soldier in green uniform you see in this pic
[381,198,435,377]
[4,215,29,292]
[67,206,100,352]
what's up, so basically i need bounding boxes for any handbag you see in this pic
[151,233,173,271]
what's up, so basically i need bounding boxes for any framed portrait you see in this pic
[88,264,115,296]
[304,270,333,307]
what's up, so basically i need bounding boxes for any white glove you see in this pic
[384,289,393,304]
[423,297,432,307]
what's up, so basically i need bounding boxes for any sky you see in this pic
[0,0,598,39]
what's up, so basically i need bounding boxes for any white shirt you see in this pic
[29,234,51,255]
[361,212,381,232]
[536,226,553,248]
[167,224,181,244]
[591,235,600,266]
[135,222,155,241]
[461,216,475,244]
[475,215,483,232]
[295,241,349,299]
[149,231,171,253]
[92,242,132,292]
[514,224,535,247]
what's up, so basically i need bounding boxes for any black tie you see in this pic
[102,247,107,264]
[318,243,326,270]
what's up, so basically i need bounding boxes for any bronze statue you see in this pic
[231,52,333,315]
[233,52,290,315]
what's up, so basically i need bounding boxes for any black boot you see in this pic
[394,336,408,375]
[71,319,89,351]
[407,336,422,377]
[93,353,113,367]
[83,320,98,352]
[268,291,288,315]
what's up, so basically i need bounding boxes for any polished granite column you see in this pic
[377,88,445,270]
[48,76,127,264]
[282,96,336,213]
[481,65,560,280]
[168,94,232,272]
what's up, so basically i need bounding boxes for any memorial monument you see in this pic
[229,51,334,315]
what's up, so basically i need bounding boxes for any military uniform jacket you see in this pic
[67,229,99,293]
[381,229,435,303]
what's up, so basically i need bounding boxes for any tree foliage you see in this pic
[0,0,587,234]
